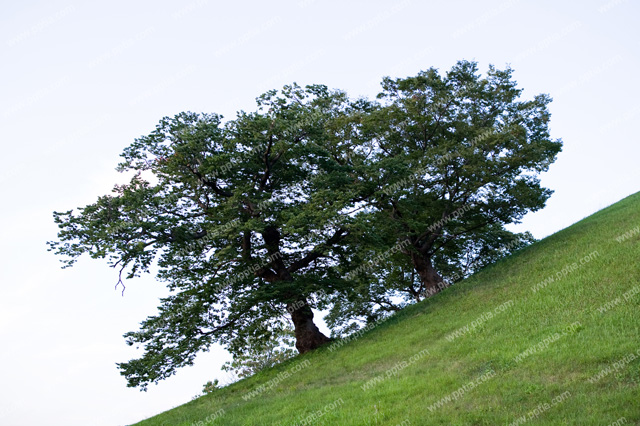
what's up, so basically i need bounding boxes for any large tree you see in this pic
[48,84,373,389]
[49,61,562,388]
[329,61,561,325]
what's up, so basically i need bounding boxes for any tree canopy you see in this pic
[325,62,561,330]
[48,61,561,390]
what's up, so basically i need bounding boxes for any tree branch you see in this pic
[288,228,348,273]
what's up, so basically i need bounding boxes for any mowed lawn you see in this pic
[133,192,640,426]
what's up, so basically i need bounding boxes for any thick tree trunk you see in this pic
[259,226,331,353]
[410,252,446,299]
[287,299,331,354]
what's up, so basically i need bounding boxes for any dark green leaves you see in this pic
[49,63,562,389]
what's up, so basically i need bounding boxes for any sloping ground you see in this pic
[133,192,640,426]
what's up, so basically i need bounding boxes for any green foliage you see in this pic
[49,84,372,390]
[202,379,219,395]
[221,327,296,379]
[48,61,562,390]
[328,61,561,328]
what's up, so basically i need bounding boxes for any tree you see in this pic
[48,84,373,390]
[221,325,296,379]
[331,61,561,322]
[48,61,562,389]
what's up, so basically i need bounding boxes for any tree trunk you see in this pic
[260,225,331,353]
[287,299,331,354]
[410,252,446,299]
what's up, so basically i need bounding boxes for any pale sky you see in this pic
[0,1,638,425]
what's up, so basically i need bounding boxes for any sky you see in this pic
[0,0,638,425]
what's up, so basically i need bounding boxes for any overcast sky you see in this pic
[1,1,638,425]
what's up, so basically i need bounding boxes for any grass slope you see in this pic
[133,192,640,426]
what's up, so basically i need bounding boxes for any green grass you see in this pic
[132,192,640,426]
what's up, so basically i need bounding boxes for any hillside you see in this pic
[132,192,640,426]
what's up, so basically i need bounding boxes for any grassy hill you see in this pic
[132,192,640,426]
